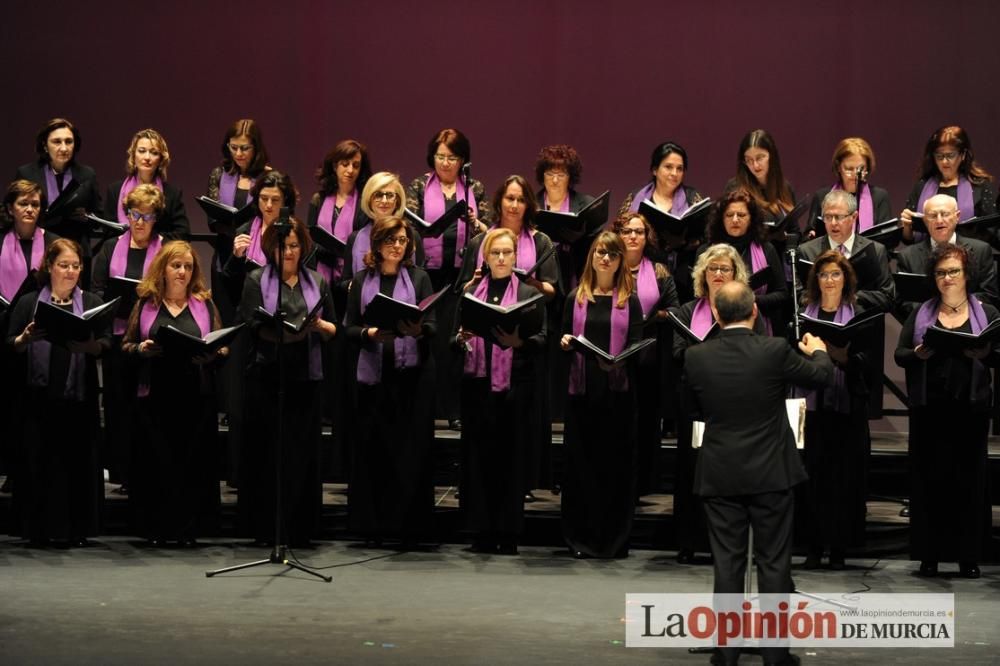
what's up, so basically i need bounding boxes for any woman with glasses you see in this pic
[726,129,796,243]
[806,138,894,241]
[559,231,642,559]
[620,142,706,303]
[122,241,226,547]
[105,129,189,241]
[616,212,679,498]
[703,189,787,336]
[238,217,337,548]
[797,250,873,570]
[535,145,595,292]
[406,128,490,431]
[895,243,998,579]
[344,215,436,547]
[899,126,996,245]
[90,184,165,497]
[671,244,762,563]
[6,238,110,547]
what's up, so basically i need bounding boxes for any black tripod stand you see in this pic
[206,208,331,583]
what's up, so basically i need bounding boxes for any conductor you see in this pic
[682,281,833,666]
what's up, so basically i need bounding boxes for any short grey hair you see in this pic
[822,189,857,215]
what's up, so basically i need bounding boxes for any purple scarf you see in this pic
[628,182,689,215]
[260,265,323,380]
[136,296,212,397]
[475,225,537,272]
[116,175,164,224]
[421,173,476,270]
[109,232,162,334]
[802,301,853,412]
[544,192,571,213]
[315,190,357,283]
[634,257,660,317]
[351,224,372,275]
[245,216,267,266]
[911,295,988,406]
[749,241,773,335]
[218,170,245,206]
[917,176,975,222]
[0,227,44,301]
[44,164,73,204]
[356,267,420,385]
[833,181,874,232]
[28,286,86,401]
[463,274,519,392]
[568,289,629,395]
[690,298,715,340]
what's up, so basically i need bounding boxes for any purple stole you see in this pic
[910,295,988,406]
[109,232,162,334]
[116,175,164,224]
[801,302,852,413]
[356,267,420,385]
[748,241,772,335]
[315,190,358,283]
[44,164,73,204]
[421,173,477,270]
[917,176,975,222]
[568,290,629,395]
[218,170,252,207]
[260,266,323,380]
[28,286,86,401]
[351,224,372,275]
[136,296,212,397]
[464,275,519,392]
[690,298,715,340]
[0,228,44,301]
[475,225,537,272]
[832,182,874,232]
[634,257,660,317]
[628,182,689,215]
[245,217,267,266]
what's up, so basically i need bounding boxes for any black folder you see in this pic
[534,190,611,244]
[639,197,713,239]
[254,297,325,334]
[459,291,544,347]
[958,212,1000,236]
[362,285,449,330]
[512,244,556,279]
[308,225,347,258]
[196,196,257,237]
[104,276,142,319]
[86,213,129,238]
[568,335,655,364]
[922,318,1000,355]
[45,179,82,218]
[764,196,812,234]
[404,201,468,239]
[155,322,245,358]
[893,272,934,304]
[665,308,717,344]
[34,297,119,346]
[860,217,902,247]
[798,308,884,347]
[748,267,770,291]
[909,212,928,235]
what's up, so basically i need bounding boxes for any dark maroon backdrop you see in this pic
[3,0,999,227]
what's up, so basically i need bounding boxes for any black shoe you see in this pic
[72,538,91,548]
[573,550,589,560]
[918,561,938,577]
[448,419,462,431]
[829,551,846,570]
[550,484,561,496]
[497,542,518,556]
[149,538,167,548]
[0,477,11,494]
[676,549,695,564]
[803,551,822,569]
[112,485,128,496]
[765,654,800,666]
[178,538,198,548]
[524,491,537,503]
[960,562,981,579]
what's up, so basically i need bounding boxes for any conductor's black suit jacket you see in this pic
[682,327,833,498]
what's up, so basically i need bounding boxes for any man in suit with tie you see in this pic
[682,281,833,666]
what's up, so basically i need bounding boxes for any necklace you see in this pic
[50,294,72,305]
[942,299,967,313]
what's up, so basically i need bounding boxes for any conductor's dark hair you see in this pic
[252,170,298,212]
[714,282,755,326]
[316,139,372,197]
[707,187,765,244]
[220,118,269,176]
[425,128,471,169]
[535,144,583,188]
[649,141,688,173]
[35,118,81,163]
[261,216,312,269]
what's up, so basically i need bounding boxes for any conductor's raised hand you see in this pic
[798,332,827,356]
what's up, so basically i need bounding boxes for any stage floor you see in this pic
[1,538,997,664]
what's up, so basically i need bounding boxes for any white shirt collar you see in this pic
[828,232,857,255]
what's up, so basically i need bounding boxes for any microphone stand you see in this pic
[459,162,474,259]
[207,206,332,583]
[786,231,802,343]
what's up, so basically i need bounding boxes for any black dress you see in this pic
[125,300,222,542]
[238,267,336,545]
[343,266,437,543]
[560,290,642,558]
[5,290,110,543]
[894,303,997,565]
[457,276,546,551]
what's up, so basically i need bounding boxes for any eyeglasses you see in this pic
[924,210,957,221]
[724,211,749,221]
[744,154,768,167]
[619,228,645,237]
[706,265,734,275]
[228,143,253,154]
[595,249,621,260]
[14,200,41,210]
[543,170,568,180]
[933,151,961,162]
[488,249,515,258]
[822,213,854,224]
[373,191,398,202]
[55,262,82,271]
[434,154,461,164]
[840,166,866,176]
[128,209,156,222]
[934,267,963,279]
[818,270,844,281]
[382,235,408,247]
